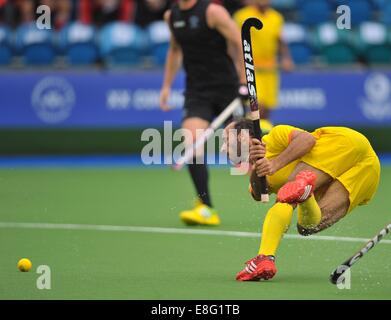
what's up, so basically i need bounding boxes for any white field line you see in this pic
[0,221,391,245]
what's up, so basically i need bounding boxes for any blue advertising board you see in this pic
[0,70,391,128]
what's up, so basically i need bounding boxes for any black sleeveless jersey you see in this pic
[169,0,239,92]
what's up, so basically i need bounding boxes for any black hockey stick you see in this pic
[330,222,391,284]
[241,18,269,203]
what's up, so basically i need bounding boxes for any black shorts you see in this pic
[182,86,239,124]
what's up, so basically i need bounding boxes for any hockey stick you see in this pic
[241,18,269,203]
[172,97,242,171]
[330,222,391,285]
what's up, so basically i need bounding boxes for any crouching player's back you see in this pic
[223,120,380,281]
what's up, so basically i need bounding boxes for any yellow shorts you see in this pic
[255,70,279,109]
[302,127,381,212]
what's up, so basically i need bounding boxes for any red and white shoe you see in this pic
[236,255,277,281]
[277,170,317,204]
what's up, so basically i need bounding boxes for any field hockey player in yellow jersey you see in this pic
[234,0,294,132]
[222,120,381,281]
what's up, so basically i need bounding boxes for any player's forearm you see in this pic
[162,47,182,90]
[208,4,246,85]
[229,43,247,84]
[272,133,316,172]
[279,39,292,61]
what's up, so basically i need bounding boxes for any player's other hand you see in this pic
[249,138,266,164]
[159,87,171,111]
[254,157,275,177]
[250,139,276,177]
[281,57,295,72]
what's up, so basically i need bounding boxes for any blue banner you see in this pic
[0,70,391,128]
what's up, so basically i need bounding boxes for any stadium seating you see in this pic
[58,22,98,65]
[282,23,312,64]
[346,0,372,26]
[297,0,331,26]
[0,0,389,68]
[147,21,170,66]
[99,22,148,66]
[371,0,388,9]
[312,22,357,65]
[355,22,391,64]
[271,0,297,13]
[0,25,12,65]
[14,23,55,65]
[379,2,391,26]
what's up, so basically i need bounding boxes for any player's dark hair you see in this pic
[233,118,255,138]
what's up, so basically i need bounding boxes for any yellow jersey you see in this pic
[261,125,380,212]
[234,6,284,69]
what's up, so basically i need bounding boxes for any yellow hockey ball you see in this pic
[17,258,32,272]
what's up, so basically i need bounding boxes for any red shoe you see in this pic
[236,255,277,281]
[277,170,317,204]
